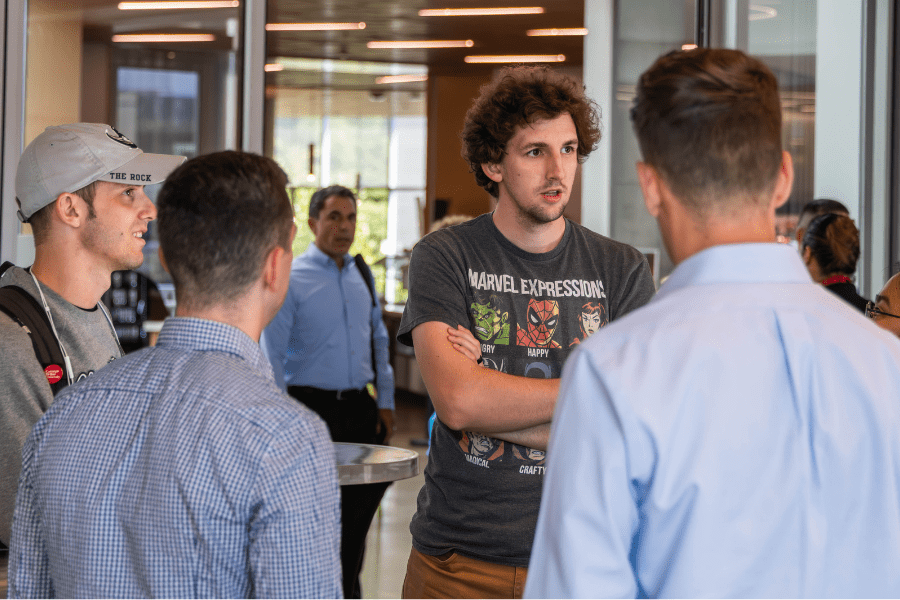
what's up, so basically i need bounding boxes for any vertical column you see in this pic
[580,0,615,237]
[242,0,265,153]
[1,0,26,264]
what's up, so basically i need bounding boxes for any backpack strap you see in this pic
[353,254,379,390]
[0,283,70,396]
[354,254,378,308]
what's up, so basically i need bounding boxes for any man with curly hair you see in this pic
[397,66,655,598]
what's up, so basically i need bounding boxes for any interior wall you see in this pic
[81,42,112,125]
[25,0,82,145]
[426,74,493,230]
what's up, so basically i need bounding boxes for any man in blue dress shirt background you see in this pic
[261,184,395,599]
[526,48,900,598]
[8,151,342,598]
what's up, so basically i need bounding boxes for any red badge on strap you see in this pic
[44,364,63,384]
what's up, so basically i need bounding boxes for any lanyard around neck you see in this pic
[28,268,124,385]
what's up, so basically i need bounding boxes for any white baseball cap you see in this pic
[15,123,187,222]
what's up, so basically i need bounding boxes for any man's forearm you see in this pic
[413,321,559,432]
[487,422,551,451]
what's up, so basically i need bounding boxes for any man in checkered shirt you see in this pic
[8,151,342,598]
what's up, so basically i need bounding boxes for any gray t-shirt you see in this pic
[398,213,656,566]
[0,265,122,544]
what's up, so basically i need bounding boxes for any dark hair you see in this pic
[461,65,601,198]
[157,151,293,308]
[802,213,860,276]
[630,48,783,215]
[309,185,356,219]
[797,198,849,231]
[28,181,98,245]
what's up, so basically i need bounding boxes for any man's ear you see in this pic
[53,192,88,228]
[636,162,662,218]
[481,163,503,183]
[262,245,285,289]
[307,216,318,235]
[772,151,794,210]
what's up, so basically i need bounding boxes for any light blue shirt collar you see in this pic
[304,242,352,271]
[657,242,813,301]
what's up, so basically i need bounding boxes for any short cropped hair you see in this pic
[309,185,356,219]
[631,48,783,215]
[802,213,860,276]
[462,66,601,198]
[157,151,293,309]
[27,181,98,246]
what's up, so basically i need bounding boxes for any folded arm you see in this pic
[413,321,558,434]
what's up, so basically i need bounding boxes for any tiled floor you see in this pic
[0,392,430,599]
[360,392,431,599]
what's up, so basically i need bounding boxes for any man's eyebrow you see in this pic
[518,139,578,151]
[876,293,889,305]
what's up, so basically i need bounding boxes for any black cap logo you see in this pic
[106,126,138,149]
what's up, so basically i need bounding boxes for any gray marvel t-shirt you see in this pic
[398,213,655,566]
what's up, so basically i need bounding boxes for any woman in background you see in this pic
[802,212,870,312]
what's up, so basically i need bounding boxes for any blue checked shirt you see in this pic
[9,317,343,598]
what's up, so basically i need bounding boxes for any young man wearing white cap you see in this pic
[0,123,184,546]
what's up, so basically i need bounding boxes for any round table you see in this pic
[334,442,419,486]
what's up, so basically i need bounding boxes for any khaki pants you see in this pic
[402,546,528,599]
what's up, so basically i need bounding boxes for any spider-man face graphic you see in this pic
[517,298,560,347]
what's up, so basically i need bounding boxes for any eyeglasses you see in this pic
[865,301,900,320]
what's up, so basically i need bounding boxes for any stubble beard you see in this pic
[82,216,145,273]
[513,194,567,228]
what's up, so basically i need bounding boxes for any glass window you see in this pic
[742,1,817,243]
[610,0,693,280]
[22,0,242,287]
[265,58,427,299]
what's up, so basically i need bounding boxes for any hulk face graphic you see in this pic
[470,296,510,344]
[516,298,561,348]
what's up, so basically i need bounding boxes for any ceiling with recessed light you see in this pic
[77,0,584,76]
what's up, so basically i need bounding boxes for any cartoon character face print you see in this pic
[512,444,547,464]
[517,298,561,348]
[526,448,545,461]
[470,295,510,344]
[469,433,494,456]
[580,303,604,337]
[459,431,505,461]
[570,302,608,346]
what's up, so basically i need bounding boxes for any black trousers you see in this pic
[288,386,390,599]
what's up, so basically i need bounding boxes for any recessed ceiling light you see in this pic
[681,43,698,50]
[376,75,429,84]
[419,7,544,17]
[367,40,473,49]
[118,1,238,8]
[264,63,284,72]
[526,28,588,36]
[266,22,366,31]
[749,5,778,20]
[112,33,216,42]
[464,54,565,63]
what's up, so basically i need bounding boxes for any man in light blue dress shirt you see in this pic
[261,184,395,599]
[526,48,900,598]
[9,151,342,598]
